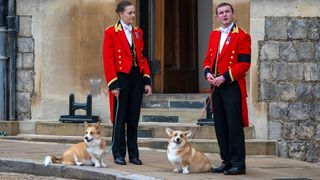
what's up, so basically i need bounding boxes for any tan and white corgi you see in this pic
[44,121,108,168]
[165,128,212,174]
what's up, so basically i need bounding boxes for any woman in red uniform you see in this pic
[103,0,152,165]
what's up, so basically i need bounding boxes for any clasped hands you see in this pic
[206,73,225,87]
[111,85,152,98]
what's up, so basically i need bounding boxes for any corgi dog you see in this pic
[165,128,212,174]
[44,121,107,168]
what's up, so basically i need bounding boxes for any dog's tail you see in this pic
[44,155,62,166]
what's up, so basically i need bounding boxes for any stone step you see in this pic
[34,121,254,139]
[138,138,276,155]
[140,108,205,123]
[142,93,209,109]
[142,100,205,109]
[143,93,209,101]
[0,134,276,155]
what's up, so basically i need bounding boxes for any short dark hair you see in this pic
[216,2,234,15]
[116,0,133,14]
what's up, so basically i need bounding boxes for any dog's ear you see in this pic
[165,128,173,136]
[95,121,101,131]
[185,130,192,138]
[84,121,88,129]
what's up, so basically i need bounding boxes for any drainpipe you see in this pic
[0,0,7,120]
[7,0,18,120]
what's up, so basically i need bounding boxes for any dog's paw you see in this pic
[182,170,189,174]
[173,168,181,173]
[182,167,189,174]
[101,162,108,168]
[75,162,83,166]
[94,163,101,168]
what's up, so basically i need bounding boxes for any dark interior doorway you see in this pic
[139,0,198,93]
[163,0,198,93]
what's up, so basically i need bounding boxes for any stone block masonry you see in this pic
[16,15,34,120]
[259,17,320,163]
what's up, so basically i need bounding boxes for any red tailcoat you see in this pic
[103,22,151,123]
[203,25,251,127]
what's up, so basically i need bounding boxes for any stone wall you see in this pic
[16,0,117,121]
[250,0,320,140]
[258,17,320,162]
[16,15,34,120]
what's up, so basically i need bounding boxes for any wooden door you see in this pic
[163,0,198,93]
[153,0,198,93]
[152,0,165,93]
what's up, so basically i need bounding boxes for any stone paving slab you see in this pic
[1,134,276,155]
[34,121,255,139]
[0,139,319,180]
[0,159,158,180]
[0,172,74,180]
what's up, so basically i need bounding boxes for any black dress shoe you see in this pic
[223,167,246,175]
[129,158,142,165]
[211,163,232,173]
[114,157,126,165]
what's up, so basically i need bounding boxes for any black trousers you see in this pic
[112,67,144,160]
[212,81,246,169]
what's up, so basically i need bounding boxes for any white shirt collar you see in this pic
[120,20,132,31]
[219,22,234,34]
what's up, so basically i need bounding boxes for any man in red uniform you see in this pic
[203,2,251,175]
[103,0,152,166]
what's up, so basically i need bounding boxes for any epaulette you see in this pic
[231,25,239,33]
[114,22,122,32]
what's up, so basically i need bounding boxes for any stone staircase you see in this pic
[140,93,208,123]
[1,94,277,155]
